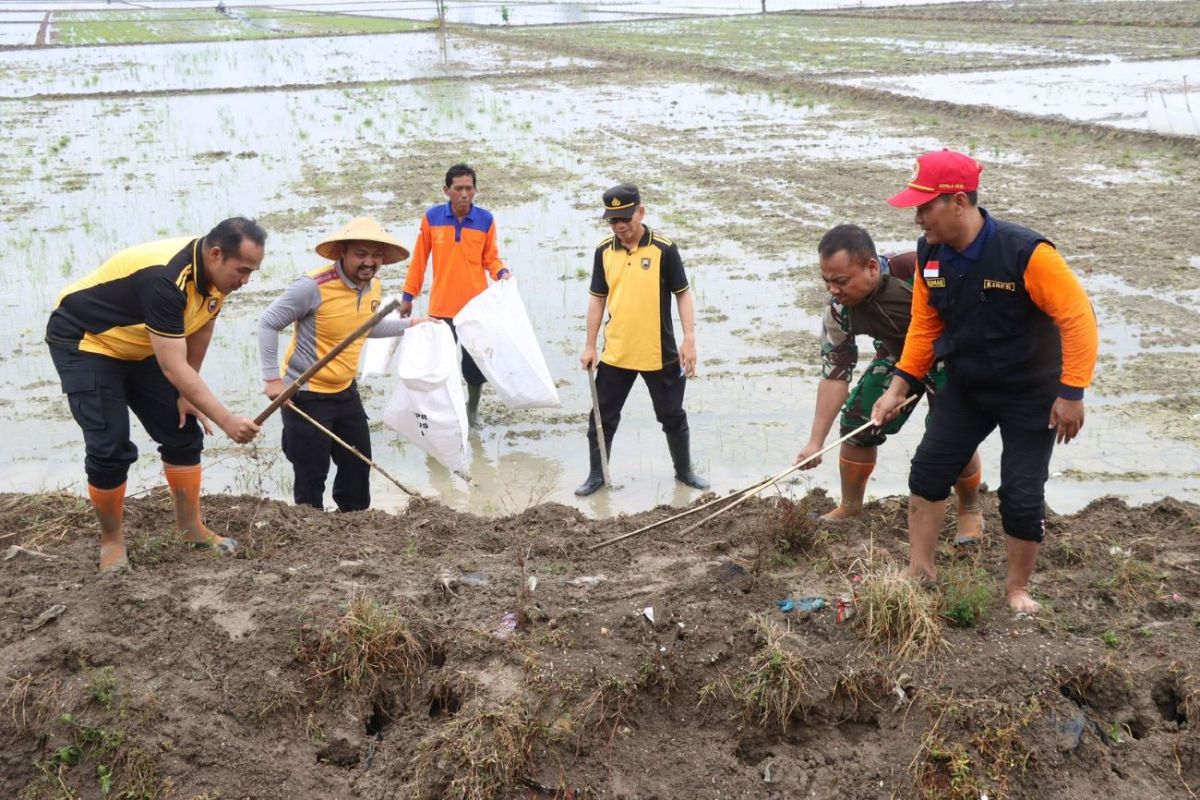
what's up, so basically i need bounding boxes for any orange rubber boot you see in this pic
[953,467,985,546]
[821,458,875,522]
[88,482,129,572]
[163,464,238,554]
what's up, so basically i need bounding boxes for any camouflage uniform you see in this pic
[820,254,945,448]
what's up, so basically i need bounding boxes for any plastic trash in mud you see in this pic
[642,607,655,624]
[569,574,607,588]
[495,611,519,641]
[776,598,796,613]
[836,595,854,624]
[795,596,826,612]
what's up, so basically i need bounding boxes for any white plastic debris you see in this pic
[643,607,655,624]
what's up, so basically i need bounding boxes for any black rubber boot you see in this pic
[574,438,610,496]
[466,384,482,429]
[666,430,709,490]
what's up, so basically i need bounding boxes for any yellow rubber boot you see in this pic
[821,458,875,522]
[163,464,238,554]
[88,482,129,572]
[953,467,985,546]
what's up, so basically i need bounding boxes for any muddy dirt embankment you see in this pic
[2,489,1198,799]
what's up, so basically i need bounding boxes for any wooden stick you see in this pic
[589,467,784,552]
[589,393,918,551]
[255,298,400,425]
[284,400,420,497]
[587,366,612,488]
[672,395,919,539]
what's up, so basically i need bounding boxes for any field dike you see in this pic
[2,488,1198,798]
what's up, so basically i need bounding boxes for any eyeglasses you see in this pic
[607,217,633,226]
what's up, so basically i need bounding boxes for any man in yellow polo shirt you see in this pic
[576,184,708,496]
[259,218,430,512]
[46,217,265,572]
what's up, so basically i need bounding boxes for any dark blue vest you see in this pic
[917,213,1061,389]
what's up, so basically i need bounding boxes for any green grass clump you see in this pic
[938,562,996,628]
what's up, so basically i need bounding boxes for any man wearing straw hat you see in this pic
[873,149,1097,613]
[258,217,429,512]
[46,217,266,572]
[794,224,984,544]
[576,183,708,496]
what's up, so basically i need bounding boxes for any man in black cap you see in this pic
[576,184,708,496]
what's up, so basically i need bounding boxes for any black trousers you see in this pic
[908,377,1058,542]
[48,343,203,490]
[587,361,688,445]
[436,317,486,387]
[281,383,371,512]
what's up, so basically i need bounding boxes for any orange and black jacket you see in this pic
[402,203,507,319]
[895,210,1097,399]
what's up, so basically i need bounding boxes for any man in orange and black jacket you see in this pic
[400,163,510,428]
[873,149,1098,614]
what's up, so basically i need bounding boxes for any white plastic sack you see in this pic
[360,311,404,376]
[453,277,561,409]
[382,322,470,478]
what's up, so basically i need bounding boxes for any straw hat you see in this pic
[314,217,410,264]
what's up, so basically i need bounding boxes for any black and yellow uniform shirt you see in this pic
[47,237,224,361]
[589,226,689,372]
[258,263,384,394]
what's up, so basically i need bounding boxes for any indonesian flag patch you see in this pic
[923,260,940,278]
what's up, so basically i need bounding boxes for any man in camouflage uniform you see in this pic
[794,224,983,543]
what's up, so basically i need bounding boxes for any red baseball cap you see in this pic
[887,149,983,208]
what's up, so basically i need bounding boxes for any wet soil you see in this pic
[2,489,1198,798]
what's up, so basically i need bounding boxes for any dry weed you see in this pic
[411,699,544,800]
[0,492,92,548]
[853,560,945,661]
[732,614,816,732]
[752,493,826,572]
[911,694,1040,800]
[296,593,432,705]
[3,672,37,735]
[831,659,896,720]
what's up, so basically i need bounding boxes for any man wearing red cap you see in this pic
[872,149,1098,613]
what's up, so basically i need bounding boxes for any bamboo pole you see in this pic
[590,394,917,550]
[255,298,400,425]
[284,400,420,497]
[586,366,612,488]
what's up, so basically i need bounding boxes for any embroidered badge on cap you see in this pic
[923,260,940,278]
[610,197,621,207]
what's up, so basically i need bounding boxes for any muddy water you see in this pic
[844,58,1200,135]
[2,27,1197,521]
[0,33,594,96]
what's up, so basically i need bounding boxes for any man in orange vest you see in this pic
[259,218,430,511]
[873,149,1097,613]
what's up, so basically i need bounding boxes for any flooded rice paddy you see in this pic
[1,1,1198,518]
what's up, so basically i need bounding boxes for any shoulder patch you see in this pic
[309,265,339,284]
